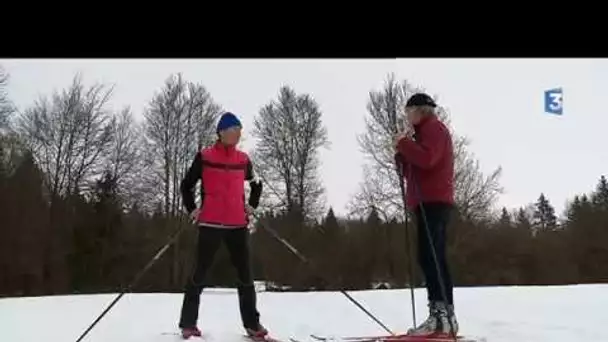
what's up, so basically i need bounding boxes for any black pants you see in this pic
[178,226,260,329]
[414,202,454,305]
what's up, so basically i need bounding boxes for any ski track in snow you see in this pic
[1,284,607,342]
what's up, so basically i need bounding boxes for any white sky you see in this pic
[2,58,606,218]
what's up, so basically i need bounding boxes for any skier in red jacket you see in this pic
[178,112,266,340]
[394,93,458,337]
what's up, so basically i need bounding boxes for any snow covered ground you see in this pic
[1,284,606,342]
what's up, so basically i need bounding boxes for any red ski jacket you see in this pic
[396,115,454,209]
[180,141,262,228]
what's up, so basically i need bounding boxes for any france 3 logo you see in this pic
[544,88,563,116]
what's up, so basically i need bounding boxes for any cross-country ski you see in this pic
[160,330,291,342]
[309,333,485,342]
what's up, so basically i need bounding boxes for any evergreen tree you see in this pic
[2,151,49,295]
[324,206,338,225]
[533,193,557,232]
[579,194,592,215]
[567,195,582,223]
[591,175,608,211]
[498,207,511,227]
[515,207,531,229]
[322,207,340,233]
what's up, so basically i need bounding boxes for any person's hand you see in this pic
[247,219,257,234]
[393,130,413,149]
[188,208,200,223]
[246,204,256,217]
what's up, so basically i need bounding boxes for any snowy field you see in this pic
[1,284,606,342]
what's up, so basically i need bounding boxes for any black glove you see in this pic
[248,180,263,209]
[394,152,403,168]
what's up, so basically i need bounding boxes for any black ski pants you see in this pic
[178,226,260,329]
[414,202,454,305]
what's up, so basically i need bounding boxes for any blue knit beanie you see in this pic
[216,112,242,133]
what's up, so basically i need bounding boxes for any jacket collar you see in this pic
[414,114,437,129]
[213,139,237,154]
[412,114,437,141]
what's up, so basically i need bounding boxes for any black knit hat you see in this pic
[405,93,437,108]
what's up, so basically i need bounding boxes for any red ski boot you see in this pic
[181,326,202,339]
[245,323,269,341]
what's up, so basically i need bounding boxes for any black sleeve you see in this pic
[246,159,263,209]
[245,160,254,181]
[180,152,203,214]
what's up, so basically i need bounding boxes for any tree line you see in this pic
[0,65,606,297]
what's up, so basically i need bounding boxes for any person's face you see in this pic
[219,126,242,145]
[405,106,423,126]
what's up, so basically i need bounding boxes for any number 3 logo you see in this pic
[544,88,563,115]
[549,93,562,111]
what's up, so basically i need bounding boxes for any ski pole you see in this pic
[390,104,418,330]
[74,223,188,342]
[394,154,417,329]
[254,214,395,336]
[409,172,458,342]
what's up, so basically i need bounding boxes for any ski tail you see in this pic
[244,334,291,342]
[310,333,487,342]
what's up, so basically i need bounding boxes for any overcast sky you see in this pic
[2,58,606,218]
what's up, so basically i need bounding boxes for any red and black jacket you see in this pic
[180,141,262,228]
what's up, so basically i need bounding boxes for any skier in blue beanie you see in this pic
[178,111,266,340]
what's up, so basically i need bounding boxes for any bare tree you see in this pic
[453,140,503,222]
[142,73,221,217]
[0,65,21,176]
[142,73,221,288]
[251,85,329,221]
[0,65,15,131]
[15,74,115,199]
[102,107,149,210]
[348,73,502,222]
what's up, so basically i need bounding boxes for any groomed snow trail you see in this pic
[1,285,606,342]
